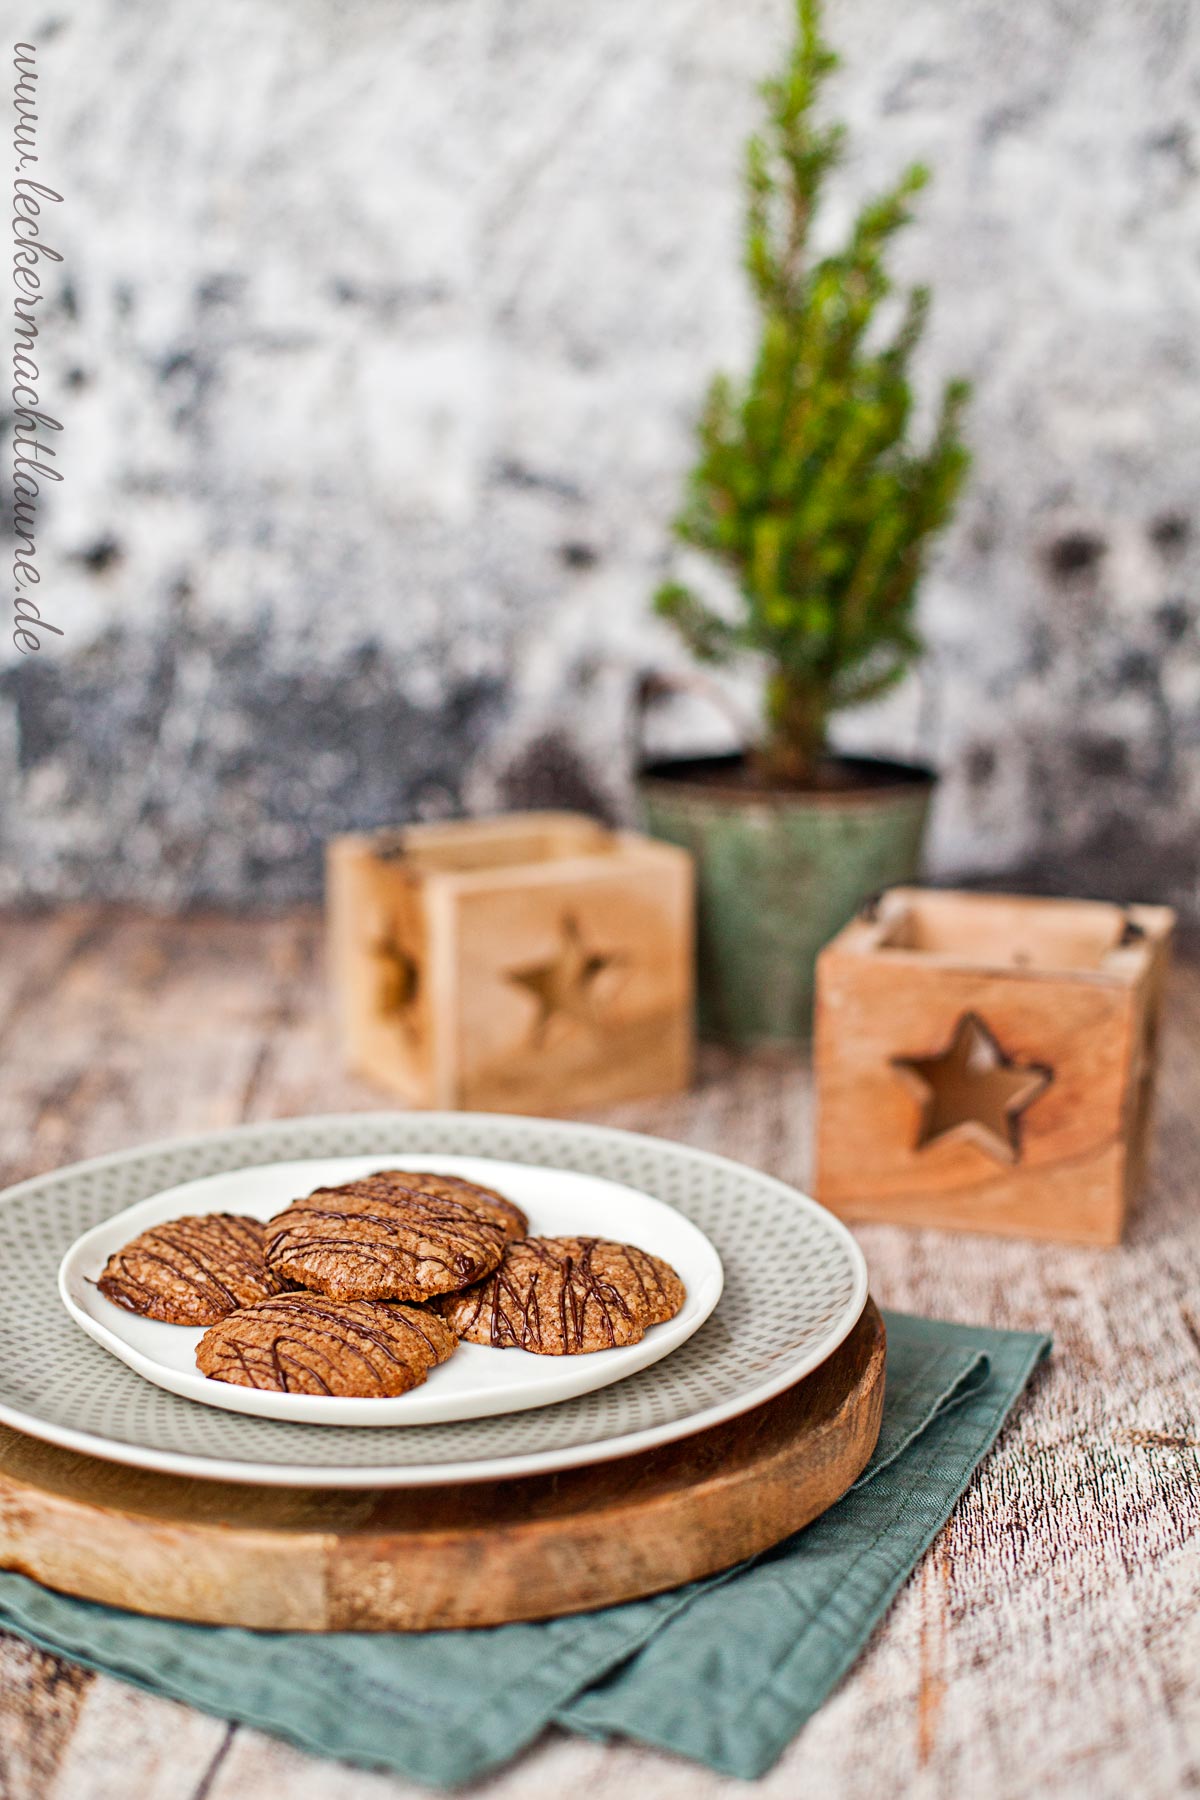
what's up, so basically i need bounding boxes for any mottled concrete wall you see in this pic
[4,0,1200,910]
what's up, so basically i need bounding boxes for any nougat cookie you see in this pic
[196,1292,457,1397]
[97,1213,285,1326]
[264,1178,507,1303]
[439,1235,686,1355]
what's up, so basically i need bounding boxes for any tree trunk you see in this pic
[753,672,828,787]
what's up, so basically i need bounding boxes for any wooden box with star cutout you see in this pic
[326,812,694,1115]
[813,888,1175,1245]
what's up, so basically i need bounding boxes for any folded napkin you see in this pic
[0,1311,1048,1786]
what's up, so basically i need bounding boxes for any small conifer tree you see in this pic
[655,0,970,786]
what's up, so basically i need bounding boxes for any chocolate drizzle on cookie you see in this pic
[196,1292,457,1397]
[107,1167,686,1397]
[97,1213,285,1326]
[439,1236,686,1355]
[263,1177,509,1302]
[369,1170,528,1243]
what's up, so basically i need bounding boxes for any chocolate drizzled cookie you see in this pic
[97,1213,286,1325]
[439,1235,686,1354]
[196,1292,457,1397]
[369,1170,528,1243]
[264,1177,508,1303]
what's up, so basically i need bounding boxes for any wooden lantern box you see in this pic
[814,888,1175,1245]
[327,812,694,1115]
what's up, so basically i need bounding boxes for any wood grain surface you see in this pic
[327,815,694,1114]
[0,1306,883,1630]
[1,907,1198,1799]
[814,891,1175,1245]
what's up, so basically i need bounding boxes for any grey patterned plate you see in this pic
[0,1113,868,1487]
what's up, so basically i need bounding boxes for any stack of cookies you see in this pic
[96,1168,686,1399]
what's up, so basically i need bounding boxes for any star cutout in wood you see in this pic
[891,1012,1052,1166]
[369,929,421,1038]
[506,916,617,1047]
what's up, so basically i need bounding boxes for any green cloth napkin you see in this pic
[0,1312,1048,1786]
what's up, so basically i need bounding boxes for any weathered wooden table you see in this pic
[2,907,1198,1800]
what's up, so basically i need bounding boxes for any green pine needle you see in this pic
[659,0,971,783]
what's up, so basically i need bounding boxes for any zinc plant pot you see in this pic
[638,753,935,1046]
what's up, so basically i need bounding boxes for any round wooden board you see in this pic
[0,1302,885,1632]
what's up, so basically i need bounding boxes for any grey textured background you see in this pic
[4,0,1200,910]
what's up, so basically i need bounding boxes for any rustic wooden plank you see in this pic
[0,908,114,1188]
[44,1682,231,1800]
[0,911,345,1184]
[0,909,106,1023]
[0,1637,92,1799]
[204,1727,404,1800]
[0,908,1196,1800]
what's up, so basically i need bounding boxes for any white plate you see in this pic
[59,1155,724,1426]
[0,1113,867,1486]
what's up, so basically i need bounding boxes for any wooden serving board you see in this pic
[0,1302,884,1632]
